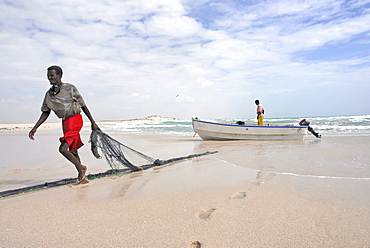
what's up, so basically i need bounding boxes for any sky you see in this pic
[0,0,369,123]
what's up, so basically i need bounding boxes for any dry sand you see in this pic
[1,123,369,247]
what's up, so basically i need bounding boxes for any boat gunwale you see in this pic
[192,119,308,129]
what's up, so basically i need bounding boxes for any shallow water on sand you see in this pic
[1,129,369,202]
[0,130,108,192]
[195,136,370,179]
[192,135,370,202]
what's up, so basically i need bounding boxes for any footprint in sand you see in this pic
[188,241,201,248]
[248,171,276,187]
[230,191,246,199]
[196,208,216,220]
[249,179,264,186]
[256,171,276,180]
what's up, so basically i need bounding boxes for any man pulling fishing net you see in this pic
[29,65,99,185]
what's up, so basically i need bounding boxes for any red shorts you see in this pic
[60,114,84,152]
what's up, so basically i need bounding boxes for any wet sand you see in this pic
[1,123,369,247]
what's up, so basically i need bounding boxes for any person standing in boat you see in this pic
[255,99,265,126]
[28,65,99,184]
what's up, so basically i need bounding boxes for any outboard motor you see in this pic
[299,119,321,139]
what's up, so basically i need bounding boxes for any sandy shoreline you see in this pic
[1,129,369,247]
[0,122,60,132]
[0,115,179,132]
[1,166,369,247]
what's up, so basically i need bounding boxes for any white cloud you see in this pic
[128,93,150,99]
[145,15,203,37]
[0,0,369,122]
[175,95,195,102]
[197,77,214,87]
[1,98,21,104]
[23,95,36,100]
[129,93,140,98]
[278,13,370,52]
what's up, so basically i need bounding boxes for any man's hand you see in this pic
[91,123,99,131]
[28,128,36,140]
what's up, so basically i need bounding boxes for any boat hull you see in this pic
[192,118,308,141]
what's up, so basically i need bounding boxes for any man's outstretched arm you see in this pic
[81,106,99,130]
[29,111,51,140]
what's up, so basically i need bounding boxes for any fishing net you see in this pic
[90,130,155,171]
[90,129,217,171]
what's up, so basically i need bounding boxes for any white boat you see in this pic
[192,118,311,141]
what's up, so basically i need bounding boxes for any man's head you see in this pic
[47,65,63,85]
[255,99,260,105]
[47,65,63,76]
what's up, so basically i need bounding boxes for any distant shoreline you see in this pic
[99,115,181,122]
[0,115,181,132]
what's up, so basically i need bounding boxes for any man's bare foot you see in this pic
[78,165,88,181]
[75,176,89,185]
[76,166,89,184]
[75,177,90,185]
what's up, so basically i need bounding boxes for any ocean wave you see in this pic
[95,115,370,136]
[272,172,370,181]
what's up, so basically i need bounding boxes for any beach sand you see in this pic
[1,123,369,247]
